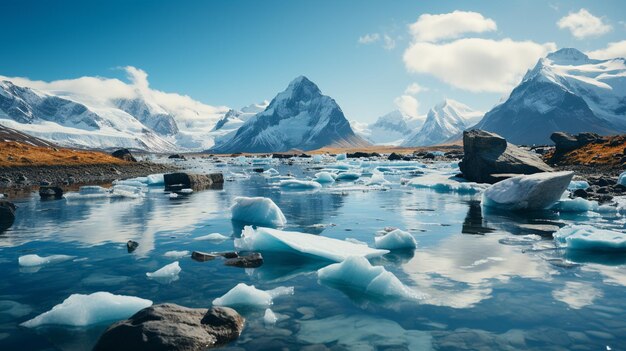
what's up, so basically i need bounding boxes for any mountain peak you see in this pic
[546,48,594,65]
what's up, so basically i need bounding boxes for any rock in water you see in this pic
[164,172,224,190]
[0,201,16,231]
[482,171,573,211]
[127,240,139,253]
[111,149,137,162]
[459,129,553,184]
[38,186,63,199]
[224,253,264,268]
[93,304,244,351]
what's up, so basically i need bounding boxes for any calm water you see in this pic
[1,157,625,350]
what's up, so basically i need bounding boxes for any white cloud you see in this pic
[557,8,612,39]
[382,35,396,50]
[394,94,419,116]
[358,33,380,44]
[403,38,556,93]
[586,40,626,60]
[404,82,428,95]
[409,10,497,43]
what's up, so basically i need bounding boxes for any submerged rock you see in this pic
[111,149,137,162]
[127,240,139,253]
[164,172,224,190]
[93,304,244,351]
[191,251,219,262]
[38,186,63,199]
[459,130,553,184]
[0,201,16,231]
[224,252,264,268]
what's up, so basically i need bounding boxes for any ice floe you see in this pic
[336,172,360,181]
[314,171,336,183]
[336,153,347,161]
[317,256,423,300]
[568,180,590,190]
[146,261,181,281]
[264,308,278,325]
[194,233,229,241]
[212,283,294,308]
[279,179,322,190]
[554,225,626,251]
[235,226,388,262]
[551,197,598,212]
[163,250,190,259]
[482,172,573,211]
[18,254,75,267]
[409,174,488,194]
[146,173,165,185]
[231,196,287,227]
[367,173,389,186]
[374,229,417,250]
[20,292,152,327]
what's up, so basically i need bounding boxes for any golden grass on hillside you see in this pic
[545,135,626,167]
[0,141,128,167]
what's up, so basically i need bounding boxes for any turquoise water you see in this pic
[1,159,625,350]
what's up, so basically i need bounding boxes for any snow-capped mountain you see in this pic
[113,98,179,136]
[474,48,625,145]
[402,99,482,146]
[0,80,177,151]
[354,110,424,145]
[211,76,368,153]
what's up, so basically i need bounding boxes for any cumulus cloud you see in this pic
[382,35,396,50]
[394,94,419,117]
[409,10,497,42]
[403,38,556,93]
[358,33,380,44]
[404,82,428,95]
[586,40,626,60]
[557,9,612,39]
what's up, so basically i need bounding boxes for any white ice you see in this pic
[336,172,360,181]
[314,171,336,183]
[146,173,165,185]
[482,171,573,211]
[163,250,190,259]
[374,229,417,250]
[367,173,389,186]
[554,225,626,251]
[279,179,322,190]
[194,233,229,241]
[409,174,487,194]
[169,193,179,199]
[18,254,75,267]
[263,168,279,176]
[568,180,590,190]
[551,197,598,212]
[231,196,287,227]
[619,171,626,186]
[20,292,152,327]
[179,188,193,194]
[336,153,347,161]
[264,308,278,325]
[235,226,388,262]
[317,256,422,300]
[146,261,181,279]
[212,283,294,308]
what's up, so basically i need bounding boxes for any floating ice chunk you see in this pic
[336,172,360,181]
[345,238,368,246]
[169,193,179,199]
[146,261,181,279]
[20,292,152,328]
[18,254,75,267]
[408,174,487,194]
[111,185,144,198]
[263,168,279,176]
[179,188,193,194]
[317,256,422,300]
[235,226,388,262]
[194,233,229,241]
[79,185,108,195]
[212,283,294,308]
[231,197,287,227]
[498,234,542,246]
[163,250,189,259]
[314,171,336,183]
[374,229,417,250]
[554,225,626,251]
[312,155,323,163]
[568,180,590,190]
[367,173,389,186]
[482,171,574,211]
[264,308,278,325]
[146,173,165,186]
[619,171,626,186]
[336,153,347,161]
[551,197,598,212]
[279,179,322,190]
[113,179,146,188]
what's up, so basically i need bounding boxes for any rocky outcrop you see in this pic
[0,200,16,231]
[111,149,137,162]
[93,304,244,351]
[459,130,553,184]
[550,132,602,160]
[164,173,224,190]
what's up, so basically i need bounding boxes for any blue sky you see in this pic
[2,0,625,123]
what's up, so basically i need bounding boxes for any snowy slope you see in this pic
[355,110,424,145]
[474,48,625,145]
[211,76,369,153]
[402,99,482,147]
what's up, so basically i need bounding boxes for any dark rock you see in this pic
[347,152,380,158]
[0,201,16,231]
[40,180,51,186]
[111,149,137,162]
[224,253,263,268]
[16,174,28,184]
[168,154,186,160]
[613,184,626,193]
[93,304,244,351]
[550,132,602,160]
[127,240,139,253]
[39,186,63,199]
[216,252,239,259]
[252,168,265,173]
[572,189,588,198]
[191,251,218,262]
[596,187,609,194]
[595,177,613,187]
[596,194,613,203]
[423,153,436,159]
[387,152,403,161]
[459,130,553,184]
[164,173,224,190]
[272,153,296,159]
[298,153,312,158]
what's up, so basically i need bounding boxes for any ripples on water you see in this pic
[0,158,625,350]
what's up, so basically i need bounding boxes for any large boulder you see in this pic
[0,201,16,231]
[39,186,63,199]
[550,131,602,160]
[164,173,224,190]
[459,130,553,184]
[111,149,137,162]
[93,304,244,351]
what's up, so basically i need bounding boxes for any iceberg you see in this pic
[554,225,626,251]
[231,196,287,227]
[336,172,360,181]
[314,171,336,183]
[279,179,322,190]
[482,171,573,211]
[20,292,152,327]
[111,185,144,199]
[336,153,347,161]
[146,173,165,185]
[18,254,75,267]
[619,171,626,186]
[163,250,189,259]
[264,308,278,325]
[408,174,487,194]
[194,233,229,241]
[112,179,146,188]
[367,173,389,186]
[263,168,279,176]
[235,226,388,262]
[551,198,598,212]
[146,261,181,280]
[374,229,417,250]
[212,283,294,308]
[317,256,422,300]
[568,180,589,190]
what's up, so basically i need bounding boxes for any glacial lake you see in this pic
[1,157,625,350]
